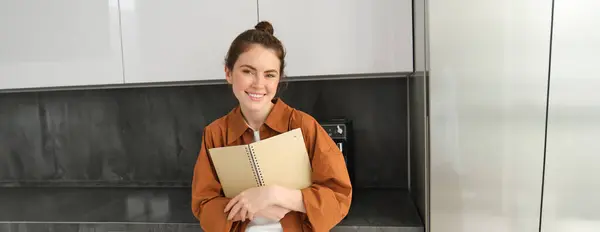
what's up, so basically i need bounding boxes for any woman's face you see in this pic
[225,44,281,113]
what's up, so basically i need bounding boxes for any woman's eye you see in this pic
[242,69,251,74]
[267,74,276,78]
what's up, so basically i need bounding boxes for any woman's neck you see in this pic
[240,101,275,131]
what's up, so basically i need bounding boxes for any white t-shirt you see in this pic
[245,129,284,232]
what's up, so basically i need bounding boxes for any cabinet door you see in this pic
[120,0,258,84]
[428,0,552,231]
[541,1,600,231]
[0,0,124,90]
[257,0,413,77]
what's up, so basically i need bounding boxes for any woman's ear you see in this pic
[224,66,233,84]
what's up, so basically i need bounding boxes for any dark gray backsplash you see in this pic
[0,78,407,189]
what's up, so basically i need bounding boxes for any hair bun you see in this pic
[255,21,274,35]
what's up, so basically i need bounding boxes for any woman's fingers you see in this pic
[248,210,256,221]
[239,206,248,221]
[224,195,240,213]
[227,201,243,220]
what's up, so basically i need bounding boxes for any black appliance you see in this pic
[319,118,354,185]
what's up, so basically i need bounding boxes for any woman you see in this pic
[191,21,352,232]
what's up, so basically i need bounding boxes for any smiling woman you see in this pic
[224,21,285,125]
[190,21,352,232]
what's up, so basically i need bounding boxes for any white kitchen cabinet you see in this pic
[541,1,600,231]
[119,0,258,84]
[257,0,413,77]
[428,0,553,231]
[0,0,124,90]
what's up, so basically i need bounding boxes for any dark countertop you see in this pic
[0,187,423,232]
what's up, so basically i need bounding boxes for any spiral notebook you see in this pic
[208,128,312,198]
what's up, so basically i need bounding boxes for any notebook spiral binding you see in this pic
[245,146,261,187]
[251,146,264,186]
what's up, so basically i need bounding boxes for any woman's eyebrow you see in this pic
[240,65,278,74]
[239,64,257,70]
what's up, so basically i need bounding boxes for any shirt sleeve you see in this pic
[191,127,239,232]
[299,116,353,231]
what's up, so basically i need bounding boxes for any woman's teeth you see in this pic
[247,92,264,100]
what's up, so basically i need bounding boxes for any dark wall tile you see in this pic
[114,86,236,183]
[0,93,51,180]
[0,77,407,189]
[279,78,408,188]
[40,90,125,181]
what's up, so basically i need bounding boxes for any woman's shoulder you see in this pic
[203,116,227,133]
[200,109,238,142]
[269,98,320,131]
[287,109,331,145]
[288,107,319,130]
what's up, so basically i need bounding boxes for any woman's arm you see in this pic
[272,186,306,213]
[254,205,291,221]
[223,185,294,222]
[191,127,240,231]
[285,114,353,231]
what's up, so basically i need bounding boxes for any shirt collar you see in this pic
[226,98,292,145]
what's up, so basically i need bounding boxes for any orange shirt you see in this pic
[191,98,352,232]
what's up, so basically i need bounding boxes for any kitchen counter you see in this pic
[0,187,423,232]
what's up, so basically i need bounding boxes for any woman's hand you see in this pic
[255,205,291,221]
[224,186,277,221]
[230,212,244,222]
[228,205,290,222]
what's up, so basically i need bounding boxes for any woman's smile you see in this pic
[246,91,266,101]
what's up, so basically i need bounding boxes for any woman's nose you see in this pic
[253,74,266,85]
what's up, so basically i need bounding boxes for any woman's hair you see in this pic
[224,21,286,78]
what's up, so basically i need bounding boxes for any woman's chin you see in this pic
[241,100,265,111]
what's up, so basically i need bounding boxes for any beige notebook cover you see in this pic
[208,128,312,198]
